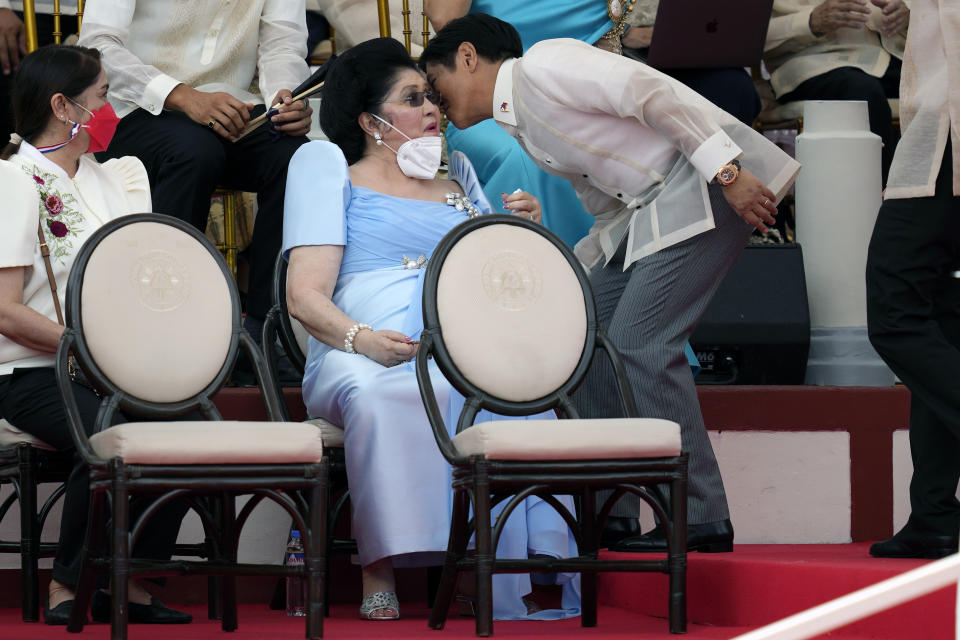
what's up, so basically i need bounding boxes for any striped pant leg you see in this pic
[574,185,753,525]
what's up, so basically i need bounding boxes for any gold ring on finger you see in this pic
[207,120,216,129]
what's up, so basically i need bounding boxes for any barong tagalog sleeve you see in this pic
[495,39,800,269]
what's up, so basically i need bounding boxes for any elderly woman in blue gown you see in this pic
[282,38,580,622]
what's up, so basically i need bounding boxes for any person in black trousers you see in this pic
[866,0,959,559]
[77,0,314,336]
[866,139,960,558]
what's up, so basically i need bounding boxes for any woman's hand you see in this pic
[502,190,542,224]
[353,329,419,367]
[720,168,778,233]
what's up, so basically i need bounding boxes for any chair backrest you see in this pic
[419,216,619,445]
[63,213,240,413]
[270,251,309,375]
[21,0,85,52]
[376,0,430,56]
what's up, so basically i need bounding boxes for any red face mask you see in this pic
[69,100,121,153]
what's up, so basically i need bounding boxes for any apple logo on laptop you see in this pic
[706,18,719,34]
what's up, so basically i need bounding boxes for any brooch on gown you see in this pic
[401,254,428,269]
[445,192,481,219]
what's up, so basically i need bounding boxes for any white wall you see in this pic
[634,431,852,543]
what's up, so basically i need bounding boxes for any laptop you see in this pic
[644,0,774,69]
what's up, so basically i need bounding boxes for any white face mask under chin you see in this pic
[371,113,443,180]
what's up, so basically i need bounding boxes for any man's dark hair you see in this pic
[419,13,522,71]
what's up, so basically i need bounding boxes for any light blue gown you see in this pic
[448,1,701,375]
[282,141,580,620]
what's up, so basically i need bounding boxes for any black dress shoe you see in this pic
[870,530,958,559]
[600,516,642,548]
[611,519,734,553]
[44,600,74,625]
[91,590,192,624]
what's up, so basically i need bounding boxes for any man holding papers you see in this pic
[78,0,312,330]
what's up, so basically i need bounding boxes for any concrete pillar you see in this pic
[794,100,894,386]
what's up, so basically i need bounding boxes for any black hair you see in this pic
[1,44,102,160]
[319,37,420,165]
[419,13,522,71]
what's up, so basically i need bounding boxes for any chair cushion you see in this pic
[451,418,681,461]
[0,419,56,451]
[306,417,344,448]
[88,421,323,464]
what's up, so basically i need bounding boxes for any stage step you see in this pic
[599,543,955,639]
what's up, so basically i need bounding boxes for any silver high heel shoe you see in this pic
[358,590,400,620]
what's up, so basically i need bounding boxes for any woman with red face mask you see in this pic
[0,45,191,626]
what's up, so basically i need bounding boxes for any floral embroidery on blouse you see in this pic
[22,165,83,266]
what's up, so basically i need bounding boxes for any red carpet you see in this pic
[0,603,751,639]
[1,545,953,639]
[600,543,955,639]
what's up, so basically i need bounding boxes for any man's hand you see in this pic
[165,84,253,140]
[0,8,26,76]
[269,89,313,138]
[721,168,779,233]
[870,0,909,37]
[809,0,871,36]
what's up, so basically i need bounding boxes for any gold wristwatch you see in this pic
[714,159,741,187]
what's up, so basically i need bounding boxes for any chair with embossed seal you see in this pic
[55,212,329,640]
[416,214,689,636]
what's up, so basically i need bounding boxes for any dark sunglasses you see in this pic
[373,90,443,108]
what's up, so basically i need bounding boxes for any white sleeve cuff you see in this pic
[689,130,743,183]
[142,74,182,115]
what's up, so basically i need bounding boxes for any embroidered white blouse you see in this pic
[885,0,960,199]
[492,39,800,270]
[77,0,309,118]
[0,143,150,375]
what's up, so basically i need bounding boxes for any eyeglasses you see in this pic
[373,90,443,108]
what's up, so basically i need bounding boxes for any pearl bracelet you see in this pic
[344,323,372,354]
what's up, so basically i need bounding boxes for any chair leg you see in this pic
[473,474,494,637]
[668,472,688,634]
[429,488,470,630]
[220,493,238,632]
[18,448,40,622]
[206,496,223,620]
[305,474,327,639]
[111,475,130,640]
[580,488,598,628]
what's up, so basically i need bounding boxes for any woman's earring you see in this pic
[374,131,383,145]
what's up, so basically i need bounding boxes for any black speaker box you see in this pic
[691,243,810,385]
